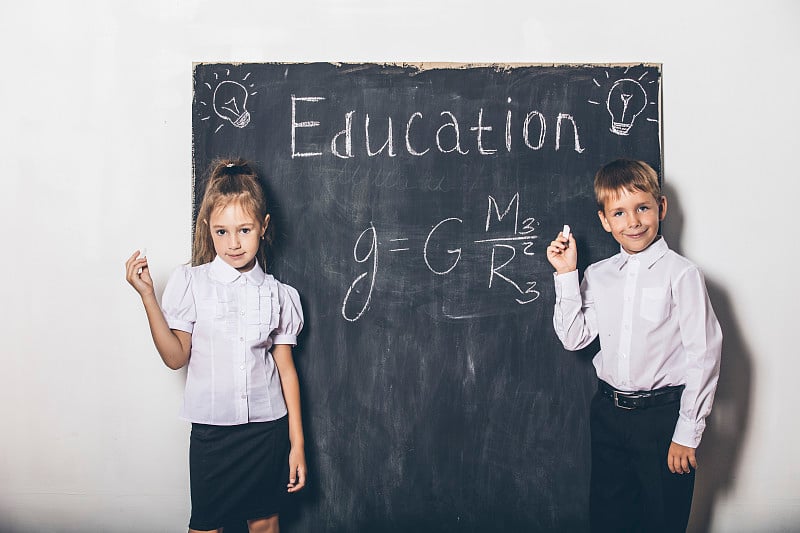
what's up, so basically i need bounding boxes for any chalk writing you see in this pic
[341,193,540,321]
[341,224,378,323]
[292,96,585,159]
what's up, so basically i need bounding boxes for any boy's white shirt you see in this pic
[552,237,722,448]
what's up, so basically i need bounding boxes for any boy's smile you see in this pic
[598,188,667,255]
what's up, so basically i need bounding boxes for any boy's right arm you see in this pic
[125,251,191,370]
[546,231,598,350]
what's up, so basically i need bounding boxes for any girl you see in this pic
[125,159,307,533]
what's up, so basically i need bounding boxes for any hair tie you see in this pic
[226,163,235,168]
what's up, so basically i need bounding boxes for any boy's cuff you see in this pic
[553,270,580,297]
[672,416,704,448]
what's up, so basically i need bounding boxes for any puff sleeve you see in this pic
[161,265,196,333]
[272,283,304,346]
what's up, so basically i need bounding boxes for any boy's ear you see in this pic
[658,195,668,221]
[598,210,612,233]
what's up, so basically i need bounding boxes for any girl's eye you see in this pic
[215,229,227,236]
[241,228,251,234]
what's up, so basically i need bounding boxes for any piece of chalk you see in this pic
[140,247,147,258]
[562,225,570,239]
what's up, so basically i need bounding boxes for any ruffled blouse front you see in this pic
[161,256,304,425]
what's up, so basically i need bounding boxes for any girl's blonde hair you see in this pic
[594,159,662,211]
[192,158,272,267]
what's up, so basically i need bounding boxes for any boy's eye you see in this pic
[612,211,624,217]
[638,206,650,212]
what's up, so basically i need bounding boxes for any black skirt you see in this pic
[188,416,289,530]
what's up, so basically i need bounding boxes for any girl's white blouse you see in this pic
[161,255,304,425]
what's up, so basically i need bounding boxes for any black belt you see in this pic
[598,380,684,410]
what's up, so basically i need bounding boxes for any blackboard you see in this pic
[192,62,662,532]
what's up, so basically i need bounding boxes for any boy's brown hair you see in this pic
[594,159,662,211]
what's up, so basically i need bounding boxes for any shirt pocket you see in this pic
[640,286,670,323]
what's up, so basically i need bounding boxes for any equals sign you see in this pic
[389,237,410,252]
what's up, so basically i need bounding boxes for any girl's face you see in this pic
[209,202,269,272]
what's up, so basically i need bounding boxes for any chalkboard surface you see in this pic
[192,62,662,532]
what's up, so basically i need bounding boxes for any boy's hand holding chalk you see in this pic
[545,224,577,274]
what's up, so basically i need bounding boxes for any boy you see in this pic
[546,159,722,533]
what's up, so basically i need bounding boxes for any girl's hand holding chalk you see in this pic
[136,248,148,275]
[125,248,155,297]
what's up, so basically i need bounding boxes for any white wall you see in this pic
[1,1,797,532]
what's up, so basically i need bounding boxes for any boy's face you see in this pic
[598,188,667,255]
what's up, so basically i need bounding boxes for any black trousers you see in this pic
[590,390,695,533]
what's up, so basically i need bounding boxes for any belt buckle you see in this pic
[613,390,638,410]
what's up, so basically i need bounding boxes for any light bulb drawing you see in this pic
[588,67,659,137]
[606,79,647,136]
[214,81,251,128]
[198,70,258,133]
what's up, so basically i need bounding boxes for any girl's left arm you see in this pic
[273,344,307,493]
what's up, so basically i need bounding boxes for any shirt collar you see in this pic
[209,255,267,285]
[613,235,669,270]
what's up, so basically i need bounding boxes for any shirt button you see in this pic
[239,337,244,342]
[620,353,627,359]
[240,365,245,370]
[241,311,245,316]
